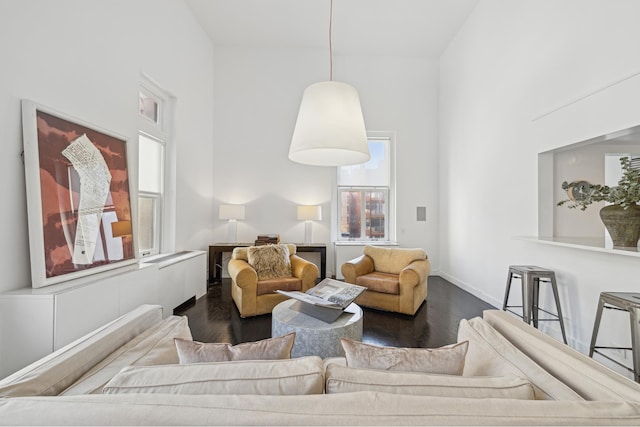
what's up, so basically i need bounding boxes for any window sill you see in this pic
[334,241,399,246]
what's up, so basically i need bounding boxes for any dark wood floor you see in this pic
[176,276,495,348]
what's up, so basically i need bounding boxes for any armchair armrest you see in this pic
[290,255,319,291]
[228,258,257,290]
[399,258,431,289]
[341,255,375,284]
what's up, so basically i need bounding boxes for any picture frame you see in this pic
[21,100,137,288]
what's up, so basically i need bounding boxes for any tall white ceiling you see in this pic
[185,0,478,57]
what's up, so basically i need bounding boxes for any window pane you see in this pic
[138,196,156,253]
[340,191,362,239]
[139,134,164,193]
[338,140,389,186]
[139,91,159,123]
[366,191,385,239]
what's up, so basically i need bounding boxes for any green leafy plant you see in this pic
[558,157,640,210]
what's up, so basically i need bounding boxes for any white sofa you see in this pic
[1,304,640,425]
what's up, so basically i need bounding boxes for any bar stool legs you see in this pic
[503,265,568,344]
[589,292,640,382]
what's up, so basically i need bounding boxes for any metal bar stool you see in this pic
[589,292,640,382]
[502,265,568,344]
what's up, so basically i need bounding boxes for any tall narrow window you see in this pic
[337,136,393,241]
[138,81,170,257]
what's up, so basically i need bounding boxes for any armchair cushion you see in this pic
[257,277,302,296]
[247,244,292,281]
[355,272,399,295]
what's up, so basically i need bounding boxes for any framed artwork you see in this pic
[21,100,137,288]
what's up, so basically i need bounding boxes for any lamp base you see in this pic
[227,220,238,243]
[304,221,313,245]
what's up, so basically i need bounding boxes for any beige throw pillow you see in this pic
[175,333,295,364]
[340,339,468,375]
[247,244,292,280]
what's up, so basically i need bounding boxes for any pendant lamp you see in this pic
[288,0,370,167]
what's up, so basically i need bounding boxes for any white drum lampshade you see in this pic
[297,205,322,244]
[219,204,245,243]
[289,81,370,167]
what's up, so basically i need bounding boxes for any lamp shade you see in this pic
[289,81,369,166]
[219,204,245,220]
[297,205,322,221]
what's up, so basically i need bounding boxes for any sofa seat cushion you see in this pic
[257,277,302,296]
[458,317,583,401]
[325,364,535,399]
[5,392,640,425]
[103,356,324,396]
[363,246,426,275]
[355,272,400,294]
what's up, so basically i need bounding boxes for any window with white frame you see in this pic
[337,136,393,241]
[138,83,168,257]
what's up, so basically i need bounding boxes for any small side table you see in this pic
[272,299,363,359]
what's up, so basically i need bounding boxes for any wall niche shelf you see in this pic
[538,124,640,254]
[517,236,640,258]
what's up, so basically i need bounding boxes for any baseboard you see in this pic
[438,271,501,308]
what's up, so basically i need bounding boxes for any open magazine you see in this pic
[276,278,366,310]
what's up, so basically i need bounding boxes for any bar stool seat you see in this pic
[502,265,568,344]
[589,292,640,382]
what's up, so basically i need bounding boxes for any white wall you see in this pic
[0,0,214,293]
[439,0,640,375]
[213,47,439,277]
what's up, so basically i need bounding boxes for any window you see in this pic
[138,79,172,257]
[337,136,393,241]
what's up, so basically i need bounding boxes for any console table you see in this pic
[208,243,327,284]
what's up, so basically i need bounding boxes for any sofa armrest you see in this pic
[399,259,431,289]
[290,255,319,291]
[341,255,375,284]
[228,258,257,289]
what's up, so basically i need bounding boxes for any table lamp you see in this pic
[219,204,245,243]
[297,205,322,244]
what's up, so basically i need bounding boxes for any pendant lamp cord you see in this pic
[329,0,333,81]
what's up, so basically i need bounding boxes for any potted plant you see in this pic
[558,157,640,247]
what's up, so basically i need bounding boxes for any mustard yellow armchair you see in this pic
[341,246,430,315]
[228,244,319,318]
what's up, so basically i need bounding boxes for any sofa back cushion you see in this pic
[458,317,583,401]
[175,333,295,364]
[483,309,640,401]
[363,246,426,275]
[103,356,324,396]
[325,364,535,399]
[0,305,163,397]
[60,315,192,395]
